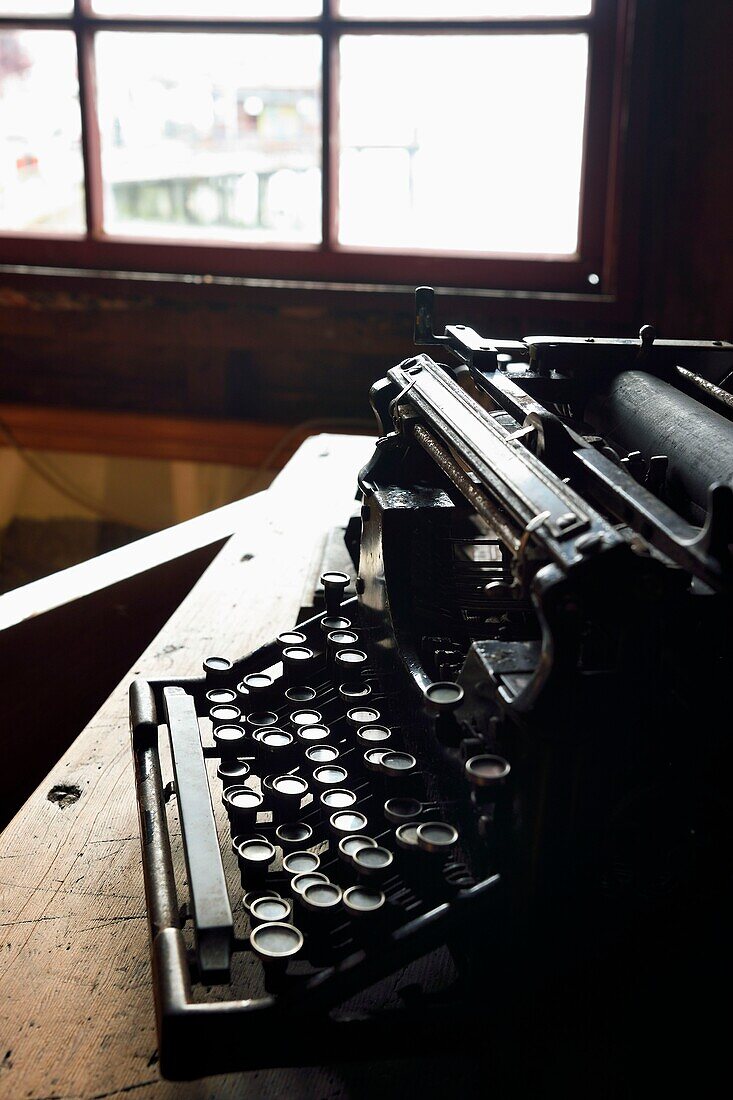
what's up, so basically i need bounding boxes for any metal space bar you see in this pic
[163,686,233,983]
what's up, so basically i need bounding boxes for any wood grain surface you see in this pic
[0,434,406,1100]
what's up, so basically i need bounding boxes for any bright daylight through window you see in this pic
[0,2,611,282]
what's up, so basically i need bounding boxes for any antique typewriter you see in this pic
[131,288,733,1079]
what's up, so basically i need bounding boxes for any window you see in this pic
[0,2,628,290]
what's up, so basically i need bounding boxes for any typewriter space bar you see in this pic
[163,686,233,984]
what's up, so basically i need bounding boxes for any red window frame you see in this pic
[0,0,631,292]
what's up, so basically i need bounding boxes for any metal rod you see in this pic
[675,365,733,415]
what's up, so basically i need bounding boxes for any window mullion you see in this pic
[321,1,334,250]
[75,1,103,236]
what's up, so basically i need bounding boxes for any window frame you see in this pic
[0,0,631,293]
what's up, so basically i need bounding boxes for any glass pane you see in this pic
[0,31,84,232]
[96,33,321,243]
[92,2,321,15]
[338,2,592,15]
[338,34,588,255]
[0,3,72,12]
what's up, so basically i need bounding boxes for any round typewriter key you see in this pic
[289,871,329,896]
[352,845,394,877]
[321,788,357,810]
[260,728,294,759]
[282,850,320,876]
[213,724,247,757]
[250,922,303,960]
[343,885,386,917]
[321,570,350,614]
[277,630,307,649]
[285,685,317,703]
[379,751,417,779]
[241,672,274,701]
[329,809,368,837]
[296,723,331,746]
[424,681,464,710]
[275,821,313,848]
[301,881,343,912]
[246,710,279,730]
[395,822,421,850]
[416,821,459,854]
[320,615,351,635]
[282,645,315,684]
[334,649,368,677]
[305,744,339,764]
[270,773,308,817]
[236,839,276,881]
[206,688,237,705]
[338,681,372,701]
[384,797,422,824]
[217,758,250,784]
[465,754,511,786]
[338,834,377,862]
[250,896,292,926]
[223,785,263,825]
[346,706,380,730]
[290,708,322,727]
[203,656,233,681]
[312,765,348,788]
[210,704,241,724]
[233,833,268,855]
[363,748,387,772]
[327,630,359,664]
[357,724,392,748]
[243,889,281,913]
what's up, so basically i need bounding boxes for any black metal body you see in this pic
[132,288,732,1079]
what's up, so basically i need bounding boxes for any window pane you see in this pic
[0,3,71,12]
[338,34,588,255]
[0,31,84,232]
[338,2,592,15]
[96,33,321,244]
[92,2,321,15]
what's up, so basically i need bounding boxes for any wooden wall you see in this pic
[0,0,730,436]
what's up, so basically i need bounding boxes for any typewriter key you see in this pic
[289,871,329,896]
[394,822,421,850]
[213,724,247,757]
[320,615,351,635]
[296,723,331,746]
[240,672,275,702]
[203,656,233,682]
[351,845,394,878]
[424,682,464,710]
[301,881,343,913]
[312,765,349,788]
[250,922,303,960]
[363,748,387,773]
[233,833,268,855]
[243,889,281,913]
[236,839,276,882]
[282,645,315,684]
[277,630,307,649]
[321,570,350,615]
[270,774,309,817]
[327,630,359,666]
[346,707,381,731]
[320,788,357,811]
[210,703,241,725]
[416,821,459,854]
[338,681,372,701]
[384,797,422,824]
[275,821,313,848]
[329,809,368,837]
[290,708,323,727]
[246,710,279,730]
[305,744,339,765]
[282,850,321,876]
[285,685,317,704]
[223,785,263,827]
[343,885,386,917]
[357,724,392,748]
[250,896,292,926]
[338,834,377,863]
[465,754,511,786]
[260,728,295,761]
[379,751,417,779]
[217,758,250,785]
[334,649,368,678]
[206,688,237,705]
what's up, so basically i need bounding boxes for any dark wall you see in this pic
[0,0,729,430]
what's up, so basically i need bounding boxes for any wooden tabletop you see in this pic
[1,433,412,1100]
